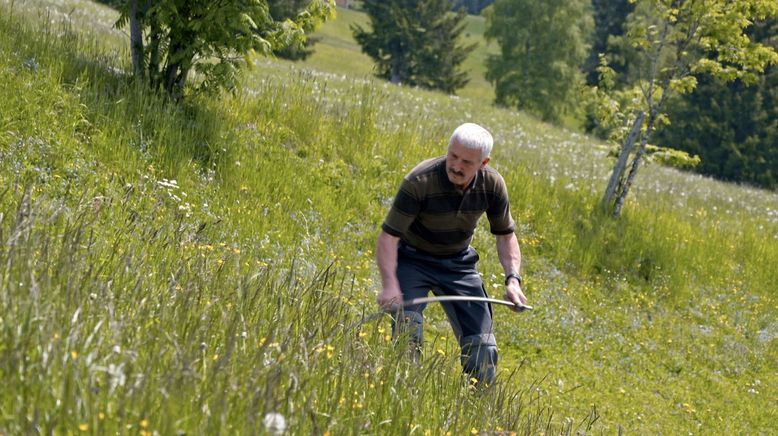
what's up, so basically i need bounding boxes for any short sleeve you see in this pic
[486,174,515,235]
[382,178,421,237]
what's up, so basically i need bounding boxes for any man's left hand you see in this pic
[504,281,528,312]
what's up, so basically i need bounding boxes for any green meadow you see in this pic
[1,2,777,434]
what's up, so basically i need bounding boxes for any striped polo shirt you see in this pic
[382,156,515,256]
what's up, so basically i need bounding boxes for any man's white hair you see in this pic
[449,123,493,160]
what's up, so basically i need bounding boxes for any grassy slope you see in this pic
[302,7,498,103]
[1,1,777,434]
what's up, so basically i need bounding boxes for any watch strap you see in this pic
[505,273,522,286]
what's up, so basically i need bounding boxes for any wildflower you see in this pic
[78,424,88,431]
[140,419,149,428]
[262,412,286,435]
[315,344,335,359]
[70,351,78,360]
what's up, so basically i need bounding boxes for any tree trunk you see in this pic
[612,112,657,217]
[129,0,144,78]
[173,66,189,100]
[147,4,162,87]
[163,31,186,97]
[602,111,645,209]
[390,52,402,84]
[163,61,179,96]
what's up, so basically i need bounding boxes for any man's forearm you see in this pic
[496,232,521,275]
[376,231,400,288]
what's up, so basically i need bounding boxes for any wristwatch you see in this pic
[504,272,522,286]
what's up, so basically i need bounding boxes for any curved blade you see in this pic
[405,295,533,311]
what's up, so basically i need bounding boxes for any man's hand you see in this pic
[504,281,528,312]
[377,285,403,312]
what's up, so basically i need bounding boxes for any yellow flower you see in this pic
[140,419,149,428]
[70,351,78,360]
[78,424,89,431]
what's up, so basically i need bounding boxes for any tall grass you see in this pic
[1,1,777,434]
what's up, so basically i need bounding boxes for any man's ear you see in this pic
[480,157,491,168]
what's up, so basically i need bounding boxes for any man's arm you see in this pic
[495,232,528,309]
[376,230,403,309]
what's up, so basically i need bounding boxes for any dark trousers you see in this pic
[395,242,498,385]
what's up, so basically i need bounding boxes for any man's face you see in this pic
[446,140,490,189]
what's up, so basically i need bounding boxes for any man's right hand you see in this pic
[377,285,403,311]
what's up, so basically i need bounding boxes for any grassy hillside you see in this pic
[1,1,777,434]
[302,6,498,103]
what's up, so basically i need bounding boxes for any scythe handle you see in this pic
[403,295,533,312]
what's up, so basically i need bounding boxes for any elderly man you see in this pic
[376,122,527,385]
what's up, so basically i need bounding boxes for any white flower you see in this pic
[263,412,286,435]
[157,179,179,189]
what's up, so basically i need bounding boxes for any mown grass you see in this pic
[1,1,777,434]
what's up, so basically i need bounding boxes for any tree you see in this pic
[582,0,634,86]
[267,0,323,60]
[598,0,778,217]
[116,0,334,99]
[452,0,495,14]
[483,0,593,122]
[352,0,475,94]
[653,19,778,189]
[657,73,778,189]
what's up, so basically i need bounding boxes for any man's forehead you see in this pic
[448,140,481,158]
